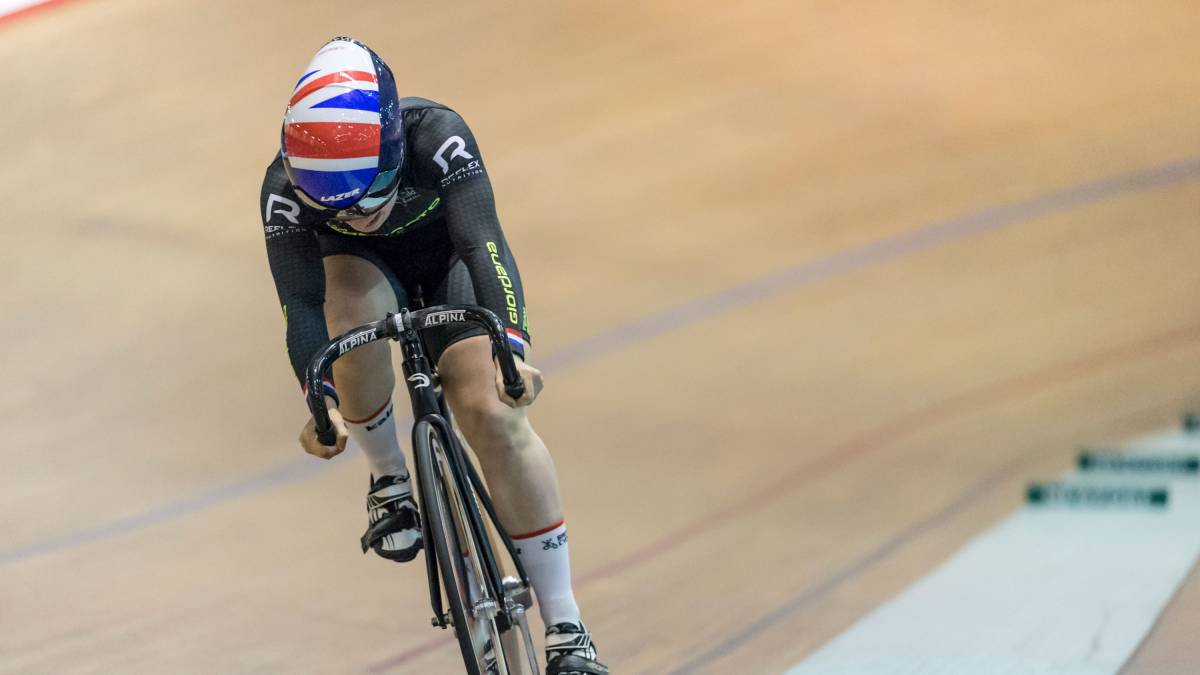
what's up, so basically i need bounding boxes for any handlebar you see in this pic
[304,305,526,446]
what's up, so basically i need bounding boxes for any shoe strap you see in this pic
[546,623,596,659]
[367,478,413,507]
[360,501,419,552]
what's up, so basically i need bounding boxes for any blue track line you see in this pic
[4,156,1199,567]
[0,455,339,566]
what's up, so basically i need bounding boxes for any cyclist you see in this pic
[259,37,607,675]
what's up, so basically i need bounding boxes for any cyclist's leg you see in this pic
[320,245,421,561]
[421,259,563,534]
[322,252,400,421]
[439,336,608,673]
[425,261,583,628]
[440,335,564,534]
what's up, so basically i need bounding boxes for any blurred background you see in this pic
[3,1,1200,673]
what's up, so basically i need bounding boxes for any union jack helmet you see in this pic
[280,37,403,216]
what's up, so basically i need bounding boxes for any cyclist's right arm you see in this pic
[260,165,349,454]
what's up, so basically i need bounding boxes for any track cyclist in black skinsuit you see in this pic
[259,37,607,675]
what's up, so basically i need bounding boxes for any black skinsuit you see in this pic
[259,97,531,394]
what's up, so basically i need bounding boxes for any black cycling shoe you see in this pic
[545,622,608,675]
[360,474,422,562]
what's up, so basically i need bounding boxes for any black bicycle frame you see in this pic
[304,305,529,628]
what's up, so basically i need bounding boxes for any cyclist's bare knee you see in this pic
[460,397,530,457]
[440,336,532,458]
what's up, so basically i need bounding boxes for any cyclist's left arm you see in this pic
[415,109,532,360]
[413,109,540,406]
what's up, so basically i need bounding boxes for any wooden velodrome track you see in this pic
[3,1,1200,673]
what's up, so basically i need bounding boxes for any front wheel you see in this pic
[415,420,509,674]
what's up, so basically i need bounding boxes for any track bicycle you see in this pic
[305,305,540,675]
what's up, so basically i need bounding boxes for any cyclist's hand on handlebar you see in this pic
[495,358,543,408]
[299,396,348,458]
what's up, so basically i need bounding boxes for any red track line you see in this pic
[578,321,1200,586]
[366,321,1200,672]
[668,345,1200,672]
[0,0,81,27]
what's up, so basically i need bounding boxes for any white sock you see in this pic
[344,399,408,479]
[513,520,582,627]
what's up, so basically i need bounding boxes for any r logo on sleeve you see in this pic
[433,136,473,174]
[433,135,486,188]
[265,194,301,225]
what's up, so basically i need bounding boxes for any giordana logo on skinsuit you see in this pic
[407,373,431,389]
[433,135,473,175]
[265,194,300,224]
[486,242,519,324]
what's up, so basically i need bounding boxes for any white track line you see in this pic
[786,429,1200,675]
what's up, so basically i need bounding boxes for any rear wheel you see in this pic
[416,420,509,674]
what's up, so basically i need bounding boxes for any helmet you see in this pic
[281,37,403,218]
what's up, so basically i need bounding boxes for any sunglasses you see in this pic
[290,166,401,222]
